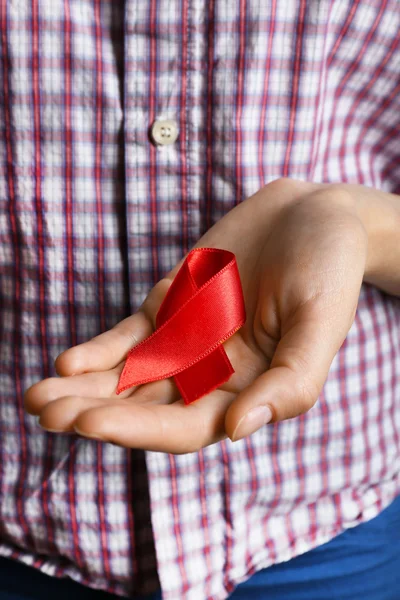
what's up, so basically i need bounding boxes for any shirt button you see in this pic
[150,118,179,146]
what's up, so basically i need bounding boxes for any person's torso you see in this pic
[0,1,399,599]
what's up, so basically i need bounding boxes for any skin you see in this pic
[24,178,400,453]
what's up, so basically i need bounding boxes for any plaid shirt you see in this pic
[1,1,400,598]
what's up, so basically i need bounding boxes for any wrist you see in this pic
[351,185,400,295]
[287,181,400,296]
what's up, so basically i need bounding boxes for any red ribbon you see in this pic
[117,248,246,404]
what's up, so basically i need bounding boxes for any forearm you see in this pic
[350,184,400,297]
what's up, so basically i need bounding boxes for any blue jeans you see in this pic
[1,494,399,600]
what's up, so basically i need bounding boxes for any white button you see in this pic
[150,118,179,146]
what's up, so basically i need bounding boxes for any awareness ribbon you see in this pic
[117,248,246,404]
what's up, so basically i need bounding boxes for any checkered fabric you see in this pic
[0,1,400,599]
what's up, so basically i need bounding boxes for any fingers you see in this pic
[129,378,180,406]
[26,370,180,423]
[226,308,350,441]
[39,396,112,433]
[55,278,173,376]
[40,389,233,453]
[36,384,179,433]
[73,389,233,453]
[55,311,152,376]
[24,367,125,416]
[38,388,233,453]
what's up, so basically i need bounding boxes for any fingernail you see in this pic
[231,405,273,441]
[38,421,74,435]
[73,426,108,442]
[41,426,65,433]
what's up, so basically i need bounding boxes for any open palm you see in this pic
[25,179,368,452]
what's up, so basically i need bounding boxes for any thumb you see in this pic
[225,308,353,441]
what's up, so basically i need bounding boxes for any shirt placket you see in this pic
[124,0,200,309]
[123,1,209,597]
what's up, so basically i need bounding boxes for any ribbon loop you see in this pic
[117,248,246,404]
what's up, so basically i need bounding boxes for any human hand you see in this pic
[25,178,385,452]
